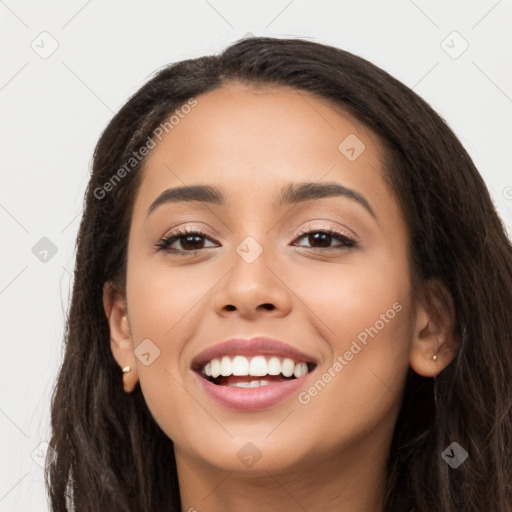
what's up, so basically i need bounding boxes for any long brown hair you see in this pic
[46,36,512,511]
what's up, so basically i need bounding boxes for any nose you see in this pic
[212,242,292,320]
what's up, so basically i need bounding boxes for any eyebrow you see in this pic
[146,181,376,220]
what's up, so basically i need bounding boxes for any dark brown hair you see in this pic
[46,36,512,511]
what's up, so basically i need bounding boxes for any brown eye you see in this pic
[293,228,357,250]
[155,228,218,253]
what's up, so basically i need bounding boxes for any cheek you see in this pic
[126,253,214,343]
[291,246,410,349]
[124,255,223,439]
[289,250,412,427]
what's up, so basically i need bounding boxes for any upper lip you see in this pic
[191,337,318,371]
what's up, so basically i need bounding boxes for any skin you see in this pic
[103,83,458,512]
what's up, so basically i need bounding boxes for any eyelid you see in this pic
[157,222,356,243]
[154,221,360,255]
[159,223,218,241]
[153,224,219,253]
[292,218,362,248]
[292,224,359,251]
[295,223,357,240]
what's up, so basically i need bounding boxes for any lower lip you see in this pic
[193,371,311,411]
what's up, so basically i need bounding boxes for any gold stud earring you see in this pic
[122,366,132,373]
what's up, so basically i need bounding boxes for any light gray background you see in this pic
[1,1,511,509]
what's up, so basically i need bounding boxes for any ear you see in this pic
[103,280,139,393]
[409,278,460,377]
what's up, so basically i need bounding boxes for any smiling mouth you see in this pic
[194,355,317,388]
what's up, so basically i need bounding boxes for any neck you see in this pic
[175,439,388,512]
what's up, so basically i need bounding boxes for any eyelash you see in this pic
[154,225,358,255]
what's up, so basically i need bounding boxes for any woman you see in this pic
[46,36,512,511]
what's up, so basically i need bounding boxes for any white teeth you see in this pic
[232,355,250,375]
[201,355,312,379]
[220,356,232,376]
[249,356,268,376]
[294,362,308,378]
[211,359,221,379]
[228,380,271,388]
[281,358,295,377]
[230,381,250,388]
[267,357,281,375]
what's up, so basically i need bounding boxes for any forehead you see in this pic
[133,83,390,212]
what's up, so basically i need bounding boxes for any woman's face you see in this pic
[112,83,420,475]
